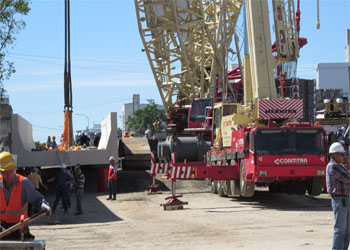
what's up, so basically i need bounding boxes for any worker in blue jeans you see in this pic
[326,142,350,250]
[74,166,85,215]
[48,163,72,213]
[107,156,118,200]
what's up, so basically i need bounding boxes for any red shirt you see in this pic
[108,165,117,181]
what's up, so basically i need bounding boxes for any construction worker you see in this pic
[47,163,73,213]
[130,132,134,138]
[27,168,48,216]
[93,132,100,147]
[0,152,51,240]
[123,131,129,138]
[74,166,85,215]
[51,136,58,149]
[326,142,350,250]
[27,168,47,191]
[107,156,118,200]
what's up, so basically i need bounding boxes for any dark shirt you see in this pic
[52,171,73,189]
[51,140,57,149]
[79,135,90,146]
[93,136,100,147]
[326,159,350,196]
[76,173,85,188]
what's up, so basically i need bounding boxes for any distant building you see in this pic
[122,94,163,134]
[317,29,350,97]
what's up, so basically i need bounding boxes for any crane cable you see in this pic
[61,0,73,150]
[316,0,320,29]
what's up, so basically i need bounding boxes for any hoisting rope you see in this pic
[316,0,320,29]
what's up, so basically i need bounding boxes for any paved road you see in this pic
[31,170,334,250]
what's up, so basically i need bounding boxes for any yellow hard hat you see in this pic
[0,152,16,171]
[52,136,56,139]
[130,132,134,136]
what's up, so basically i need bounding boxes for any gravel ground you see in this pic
[29,170,334,250]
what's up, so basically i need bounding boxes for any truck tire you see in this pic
[230,180,240,196]
[307,177,322,196]
[239,160,255,197]
[286,183,296,195]
[205,178,211,187]
[218,181,226,197]
[268,183,278,193]
[211,180,218,194]
[296,182,306,195]
[222,180,231,196]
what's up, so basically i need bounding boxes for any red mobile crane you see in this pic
[135,0,325,207]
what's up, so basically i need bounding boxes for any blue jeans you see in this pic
[108,180,117,198]
[65,184,71,207]
[76,188,84,213]
[53,187,67,210]
[331,197,350,250]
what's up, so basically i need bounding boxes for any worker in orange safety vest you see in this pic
[0,152,51,240]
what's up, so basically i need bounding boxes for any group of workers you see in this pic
[123,131,134,138]
[74,131,100,147]
[0,151,119,241]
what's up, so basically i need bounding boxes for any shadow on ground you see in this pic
[29,168,170,226]
[232,190,332,212]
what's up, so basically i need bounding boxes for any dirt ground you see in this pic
[30,169,334,250]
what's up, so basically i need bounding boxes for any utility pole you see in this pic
[64,0,74,147]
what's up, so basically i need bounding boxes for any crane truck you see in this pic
[136,0,326,199]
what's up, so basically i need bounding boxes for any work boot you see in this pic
[23,225,35,240]
[106,197,112,200]
[75,211,83,215]
[64,208,68,213]
[112,196,116,200]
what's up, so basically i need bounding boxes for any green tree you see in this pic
[0,0,30,99]
[126,104,165,134]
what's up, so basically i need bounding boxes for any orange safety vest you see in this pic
[0,174,28,224]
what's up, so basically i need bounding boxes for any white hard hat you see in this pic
[109,156,115,161]
[60,162,66,169]
[329,142,346,154]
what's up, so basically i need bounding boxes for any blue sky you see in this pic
[3,0,350,142]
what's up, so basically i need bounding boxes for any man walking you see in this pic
[326,142,350,250]
[48,163,72,213]
[28,168,47,191]
[107,156,118,200]
[0,152,51,240]
[27,167,47,216]
[75,166,85,215]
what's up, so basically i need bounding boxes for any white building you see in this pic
[122,94,163,134]
[317,29,350,97]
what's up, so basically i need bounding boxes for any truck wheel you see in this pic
[222,180,231,196]
[286,183,296,195]
[230,180,240,196]
[307,177,322,196]
[239,160,255,197]
[218,181,226,197]
[205,178,211,187]
[296,183,306,195]
[268,183,278,193]
[211,180,218,194]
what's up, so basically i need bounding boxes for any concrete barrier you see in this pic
[11,112,119,168]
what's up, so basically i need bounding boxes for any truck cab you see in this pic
[236,123,327,196]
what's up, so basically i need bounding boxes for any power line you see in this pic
[7,55,152,75]
[32,125,62,131]
[9,52,149,65]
